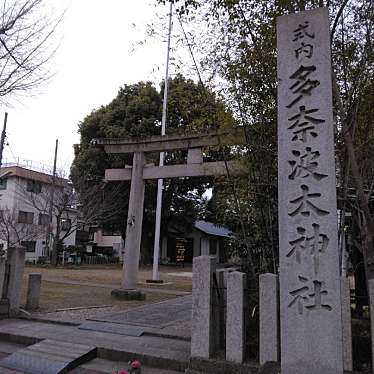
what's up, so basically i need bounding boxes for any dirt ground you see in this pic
[19,264,192,323]
[23,264,192,291]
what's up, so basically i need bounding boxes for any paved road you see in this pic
[89,295,192,340]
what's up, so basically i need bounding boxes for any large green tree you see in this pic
[156,0,373,285]
[71,75,233,263]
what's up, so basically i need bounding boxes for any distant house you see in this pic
[76,220,232,264]
[161,220,232,264]
[0,165,78,262]
[74,223,123,258]
[89,227,122,257]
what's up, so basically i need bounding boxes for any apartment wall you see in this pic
[0,175,78,262]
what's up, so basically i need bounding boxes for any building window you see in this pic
[38,213,50,226]
[0,178,7,190]
[18,211,34,224]
[26,180,42,194]
[102,228,121,236]
[21,241,36,252]
[61,218,71,231]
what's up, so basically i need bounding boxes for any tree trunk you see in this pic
[51,217,61,266]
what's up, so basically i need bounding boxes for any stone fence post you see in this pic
[341,277,352,372]
[226,271,246,363]
[7,246,25,316]
[191,256,216,359]
[213,268,235,351]
[26,273,42,310]
[259,273,279,365]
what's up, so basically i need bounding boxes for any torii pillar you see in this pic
[111,151,146,299]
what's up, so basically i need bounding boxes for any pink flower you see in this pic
[129,360,141,369]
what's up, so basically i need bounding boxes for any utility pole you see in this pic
[0,112,8,168]
[150,2,173,282]
[47,139,58,263]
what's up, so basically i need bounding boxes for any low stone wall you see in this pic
[190,256,356,371]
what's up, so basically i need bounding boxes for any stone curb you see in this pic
[143,330,191,342]
[20,314,191,343]
[18,315,81,327]
[71,369,106,374]
[0,332,41,346]
[187,357,259,374]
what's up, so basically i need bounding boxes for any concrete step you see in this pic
[0,338,96,374]
[0,319,190,372]
[0,340,27,354]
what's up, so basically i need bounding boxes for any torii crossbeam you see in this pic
[94,128,245,298]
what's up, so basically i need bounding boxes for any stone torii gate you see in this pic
[94,128,244,299]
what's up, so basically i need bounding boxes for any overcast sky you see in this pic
[2,0,171,176]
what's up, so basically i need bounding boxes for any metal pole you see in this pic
[0,112,8,168]
[152,2,173,281]
[47,139,58,260]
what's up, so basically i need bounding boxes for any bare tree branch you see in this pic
[330,0,350,42]
[0,0,63,102]
[0,206,45,249]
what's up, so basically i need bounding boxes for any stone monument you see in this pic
[277,7,343,374]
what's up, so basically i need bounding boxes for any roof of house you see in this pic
[0,166,68,187]
[194,220,232,238]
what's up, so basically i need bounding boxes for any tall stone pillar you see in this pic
[191,256,215,359]
[226,271,246,363]
[259,273,279,365]
[7,247,25,315]
[121,151,145,290]
[277,7,343,373]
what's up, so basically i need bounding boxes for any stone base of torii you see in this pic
[94,129,245,299]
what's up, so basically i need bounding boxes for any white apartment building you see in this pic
[0,166,78,262]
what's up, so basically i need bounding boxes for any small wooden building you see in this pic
[161,220,232,264]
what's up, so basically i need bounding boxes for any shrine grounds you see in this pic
[20,264,192,323]
[8,263,374,371]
